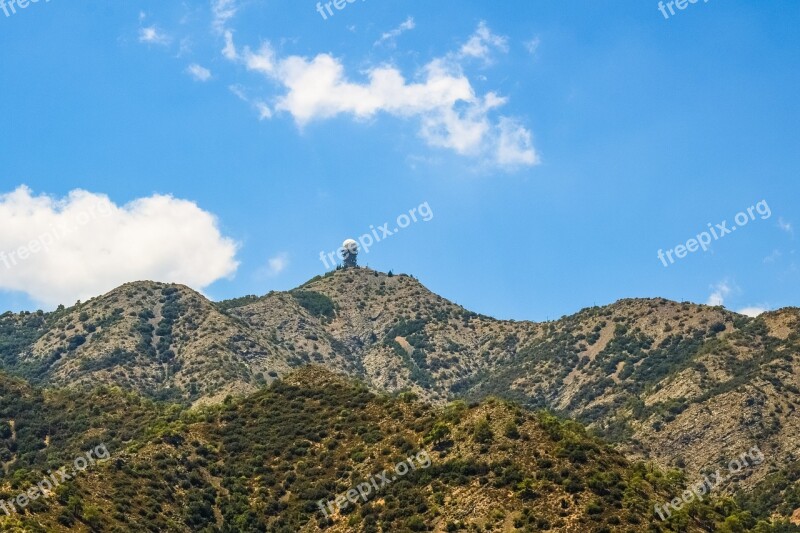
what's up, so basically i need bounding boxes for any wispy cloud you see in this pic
[227,23,537,169]
[222,30,238,60]
[778,217,793,236]
[763,249,782,263]
[228,85,271,119]
[137,11,536,170]
[186,63,212,82]
[374,17,415,47]
[707,280,733,306]
[496,117,539,167]
[257,252,289,278]
[458,21,509,62]
[229,84,248,101]
[212,0,238,34]
[139,26,171,46]
[177,37,193,58]
[254,102,272,120]
[524,37,541,56]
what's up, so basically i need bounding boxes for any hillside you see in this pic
[2,282,292,404]
[0,367,773,532]
[0,267,799,527]
[460,299,800,493]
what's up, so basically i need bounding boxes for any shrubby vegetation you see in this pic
[214,295,261,313]
[0,273,797,530]
[1,367,784,532]
[291,291,337,320]
[0,311,51,375]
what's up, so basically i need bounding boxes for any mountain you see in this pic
[1,267,799,530]
[3,281,292,404]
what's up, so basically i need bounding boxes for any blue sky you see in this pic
[1,0,798,321]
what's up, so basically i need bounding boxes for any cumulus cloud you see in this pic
[186,63,212,82]
[0,186,239,308]
[139,26,171,45]
[227,23,538,168]
[375,17,415,47]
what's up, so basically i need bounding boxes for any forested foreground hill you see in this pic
[0,367,793,533]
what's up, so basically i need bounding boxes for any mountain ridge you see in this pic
[1,267,798,527]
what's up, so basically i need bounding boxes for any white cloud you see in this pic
[257,252,289,278]
[524,37,541,56]
[243,43,275,76]
[212,0,238,34]
[705,281,769,316]
[232,24,537,168]
[229,84,248,101]
[222,30,238,60]
[459,21,508,62]
[139,26,171,46]
[186,63,212,82]
[496,117,539,166]
[706,280,732,306]
[0,186,239,308]
[228,85,271,119]
[778,217,793,235]
[254,102,272,120]
[738,306,768,317]
[375,17,415,47]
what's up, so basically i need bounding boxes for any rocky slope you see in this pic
[7,282,292,404]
